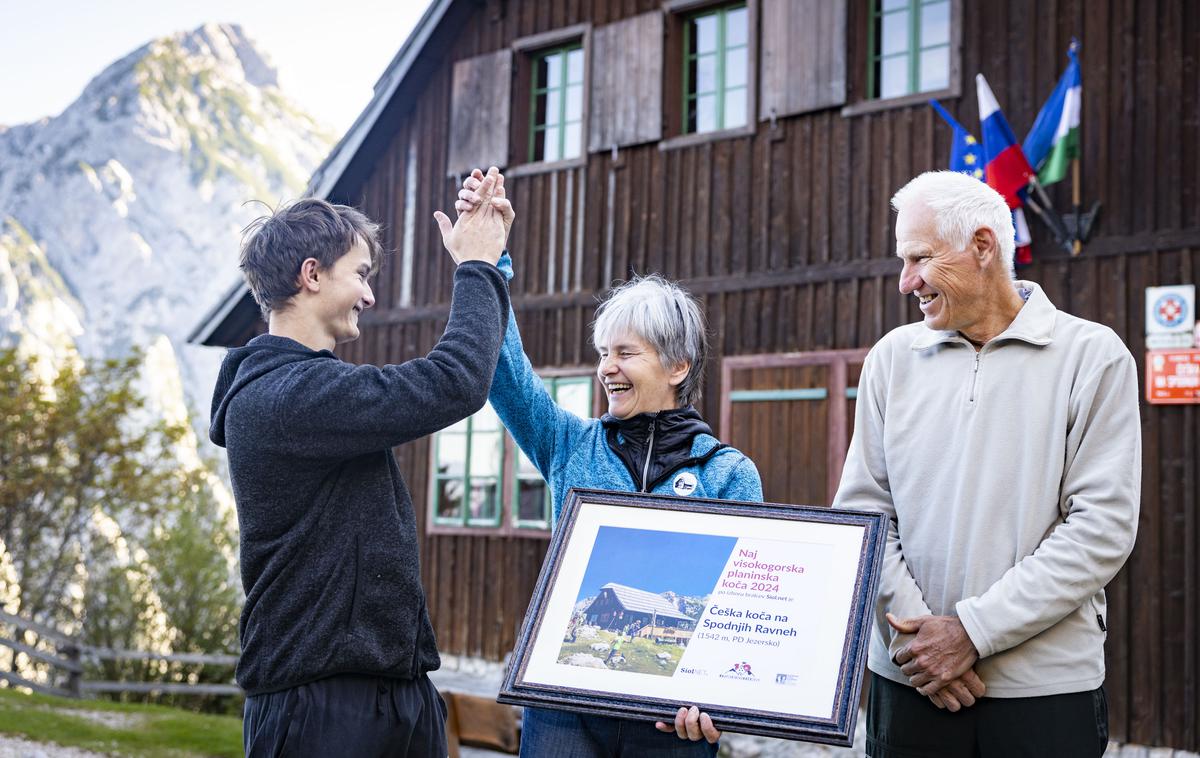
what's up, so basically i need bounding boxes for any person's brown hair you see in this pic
[239,198,385,318]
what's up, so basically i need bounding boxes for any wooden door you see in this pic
[719,350,869,505]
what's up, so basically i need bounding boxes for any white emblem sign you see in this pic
[1146,285,1195,349]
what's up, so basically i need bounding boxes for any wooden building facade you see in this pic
[192,0,1200,749]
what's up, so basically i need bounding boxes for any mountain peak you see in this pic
[131,23,281,104]
[65,22,285,129]
[0,18,333,458]
[174,23,279,90]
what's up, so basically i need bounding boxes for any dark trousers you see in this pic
[243,673,448,758]
[866,672,1108,758]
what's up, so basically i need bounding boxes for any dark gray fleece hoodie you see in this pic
[209,261,508,695]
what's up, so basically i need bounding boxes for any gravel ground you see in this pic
[427,656,1200,758]
[0,734,107,758]
[4,658,1193,757]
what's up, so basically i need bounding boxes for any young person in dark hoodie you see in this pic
[210,168,514,757]
[454,169,763,757]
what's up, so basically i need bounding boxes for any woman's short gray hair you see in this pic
[891,170,1017,279]
[592,275,708,407]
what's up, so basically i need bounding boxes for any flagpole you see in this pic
[1022,194,1068,254]
[1025,178,1075,255]
[1070,39,1083,255]
[1071,159,1082,255]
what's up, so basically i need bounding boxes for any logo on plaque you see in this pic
[720,661,758,680]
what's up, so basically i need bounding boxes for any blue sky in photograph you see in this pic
[575,527,737,599]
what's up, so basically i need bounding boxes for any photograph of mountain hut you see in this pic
[557,526,735,676]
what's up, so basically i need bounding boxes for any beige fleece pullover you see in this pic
[834,281,1140,697]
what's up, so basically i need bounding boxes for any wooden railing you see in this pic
[0,609,240,698]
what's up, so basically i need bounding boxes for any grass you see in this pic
[0,686,242,757]
[557,628,685,677]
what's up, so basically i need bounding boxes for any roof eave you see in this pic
[305,0,455,201]
[187,278,256,345]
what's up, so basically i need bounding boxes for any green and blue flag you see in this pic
[1023,40,1081,186]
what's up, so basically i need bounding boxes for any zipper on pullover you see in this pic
[969,351,981,402]
[640,420,657,492]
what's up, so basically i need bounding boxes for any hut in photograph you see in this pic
[191,0,1200,750]
[583,583,696,639]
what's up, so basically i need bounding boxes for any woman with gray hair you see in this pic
[455,169,762,757]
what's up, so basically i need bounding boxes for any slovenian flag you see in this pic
[976,73,1034,209]
[1022,41,1081,186]
[1013,207,1032,264]
[930,99,1032,265]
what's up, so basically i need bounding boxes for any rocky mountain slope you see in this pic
[0,22,333,421]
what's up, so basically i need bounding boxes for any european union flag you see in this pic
[930,100,984,180]
[929,100,1032,264]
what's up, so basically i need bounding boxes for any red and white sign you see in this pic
[1145,285,1196,349]
[1146,349,1200,405]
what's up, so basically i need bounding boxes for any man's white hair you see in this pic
[592,275,708,407]
[891,171,1017,279]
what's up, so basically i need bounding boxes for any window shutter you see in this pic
[759,0,847,119]
[588,12,664,152]
[446,49,512,176]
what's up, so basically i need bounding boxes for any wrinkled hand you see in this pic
[924,668,986,712]
[433,166,514,265]
[453,167,515,242]
[889,613,980,707]
[655,706,720,744]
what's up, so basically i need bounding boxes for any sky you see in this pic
[0,0,431,137]
[576,527,737,600]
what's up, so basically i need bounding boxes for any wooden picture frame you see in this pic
[498,488,886,746]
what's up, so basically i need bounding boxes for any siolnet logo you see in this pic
[679,667,708,676]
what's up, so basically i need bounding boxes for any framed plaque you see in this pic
[498,489,887,746]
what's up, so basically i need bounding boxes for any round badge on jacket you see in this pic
[672,472,698,496]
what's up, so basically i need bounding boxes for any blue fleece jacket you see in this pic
[490,253,763,526]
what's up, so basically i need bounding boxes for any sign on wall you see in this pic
[1146,349,1200,405]
[1145,285,1195,350]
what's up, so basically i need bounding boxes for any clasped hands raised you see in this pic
[434,166,515,265]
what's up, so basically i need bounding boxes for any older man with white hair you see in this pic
[834,170,1140,757]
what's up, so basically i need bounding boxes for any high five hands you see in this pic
[888,612,986,711]
[434,166,514,265]
[453,168,516,241]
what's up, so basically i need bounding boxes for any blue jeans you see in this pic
[519,707,719,758]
